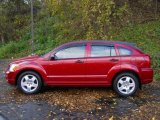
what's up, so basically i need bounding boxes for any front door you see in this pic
[46,44,87,85]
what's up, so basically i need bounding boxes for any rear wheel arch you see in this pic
[112,70,141,89]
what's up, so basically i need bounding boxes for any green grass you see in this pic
[111,21,160,55]
[0,20,159,80]
[0,40,30,59]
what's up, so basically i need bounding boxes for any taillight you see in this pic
[144,54,151,68]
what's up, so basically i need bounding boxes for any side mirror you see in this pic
[50,54,57,60]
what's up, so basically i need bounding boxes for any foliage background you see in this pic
[0,0,160,79]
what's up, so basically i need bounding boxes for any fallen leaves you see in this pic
[109,116,114,120]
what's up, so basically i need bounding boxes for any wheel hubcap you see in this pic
[21,74,38,92]
[117,76,135,95]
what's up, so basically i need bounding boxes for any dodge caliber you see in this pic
[5,40,153,97]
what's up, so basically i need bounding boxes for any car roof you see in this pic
[67,40,137,47]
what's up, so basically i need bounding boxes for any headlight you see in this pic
[9,64,19,72]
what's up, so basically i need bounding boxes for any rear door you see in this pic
[85,43,120,85]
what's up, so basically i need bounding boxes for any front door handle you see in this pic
[75,60,84,63]
[110,59,119,62]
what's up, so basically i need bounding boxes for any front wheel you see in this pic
[113,73,139,97]
[17,71,42,94]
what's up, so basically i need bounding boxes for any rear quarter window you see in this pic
[118,47,132,56]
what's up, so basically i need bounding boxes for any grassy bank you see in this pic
[0,20,159,79]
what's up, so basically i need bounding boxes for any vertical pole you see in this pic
[31,0,34,55]
[155,0,158,20]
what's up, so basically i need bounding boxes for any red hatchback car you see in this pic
[5,40,153,97]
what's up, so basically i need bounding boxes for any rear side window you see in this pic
[118,47,132,56]
[91,45,116,57]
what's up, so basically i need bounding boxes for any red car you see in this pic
[5,40,153,97]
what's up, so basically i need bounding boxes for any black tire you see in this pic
[113,73,139,97]
[17,71,42,94]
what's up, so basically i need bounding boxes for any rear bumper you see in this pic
[5,70,16,85]
[140,68,153,84]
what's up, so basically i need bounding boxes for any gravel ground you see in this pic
[0,60,160,120]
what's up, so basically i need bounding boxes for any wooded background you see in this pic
[1,0,159,44]
[0,0,160,79]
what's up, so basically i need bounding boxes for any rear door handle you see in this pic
[75,60,84,63]
[110,59,119,62]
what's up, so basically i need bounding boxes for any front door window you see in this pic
[55,46,85,59]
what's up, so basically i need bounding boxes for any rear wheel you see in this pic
[113,73,139,97]
[17,71,42,94]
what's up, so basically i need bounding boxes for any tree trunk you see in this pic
[1,34,4,44]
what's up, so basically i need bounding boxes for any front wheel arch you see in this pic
[17,70,43,94]
[16,69,44,86]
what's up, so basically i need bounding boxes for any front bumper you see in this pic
[141,68,153,84]
[5,70,17,85]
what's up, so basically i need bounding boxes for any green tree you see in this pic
[45,0,129,41]
[0,0,42,44]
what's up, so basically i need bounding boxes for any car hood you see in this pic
[11,55,40,64]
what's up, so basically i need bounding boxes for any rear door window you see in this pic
[91,45,116,57]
